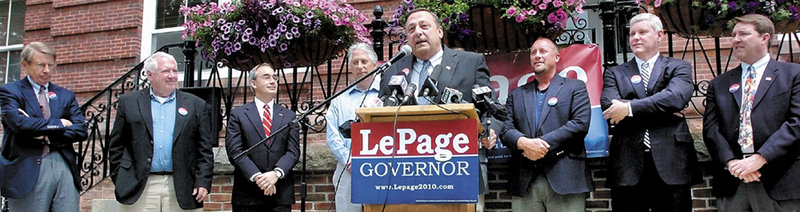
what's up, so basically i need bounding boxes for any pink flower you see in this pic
[553,0,564,7]
[528,9,538,16]
[516,14,525,22]
[566,0,575,6]
[532,0,541,4]
[576,6,584,13]
[654,0,662,7]
[508,6,517,16]
[539,3,548,10]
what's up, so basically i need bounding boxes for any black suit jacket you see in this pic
[108,89,214,209]
[0,78,87,198]
[378,46,491,103]
[226,101,299,206]
[703,59,800,200]
[600,56,701,187]
[501,75,593,196]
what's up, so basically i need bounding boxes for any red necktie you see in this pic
[262,104,272,141]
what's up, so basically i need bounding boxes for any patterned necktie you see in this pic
[417,60,431,105]
[262,104,272,141]
[39,86,50,156]
[738,66,756,153]
[641,62,651,149]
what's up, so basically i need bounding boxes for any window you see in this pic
[0,0,24,85]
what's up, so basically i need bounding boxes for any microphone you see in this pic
[418,77,439,98]
[377,45,413,70]
[401,83,418,105]
[472,85,509,119]
[441,87,465,104]
[386,74,408,107]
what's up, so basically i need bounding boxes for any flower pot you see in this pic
[444,6,563,53]
[653,0,726,38]
[222,36,346,70]
[775,19,800,34]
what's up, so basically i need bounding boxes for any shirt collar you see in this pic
[27,76,49,92]
[149,88,176,104]
[635,53,659,70]
[741,54,770,78]
[350,75,381,95]
[416,49,444,67]
[255,97,275,110]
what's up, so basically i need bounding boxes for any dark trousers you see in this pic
[232,204,291,212]
[611,152,692,212]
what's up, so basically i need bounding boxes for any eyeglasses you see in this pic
[34,62,57,70]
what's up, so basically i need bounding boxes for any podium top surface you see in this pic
[356,104,482,131]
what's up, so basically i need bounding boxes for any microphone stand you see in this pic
[231,60,395,212]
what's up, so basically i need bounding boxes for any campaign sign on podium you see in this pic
[350,118,479,204]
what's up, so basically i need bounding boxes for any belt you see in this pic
[150,171,173,175]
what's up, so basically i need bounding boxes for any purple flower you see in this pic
[547,13,559,23]
[303,18,312,26]
[292,16,301,23]
[728,1,737,10]
[553,0,564,8]
[286,33,294,39]
[508,6,517,16]
[279,43,288,52]
[305,11,315,19]
[516,14,525,23]
[269,39,278,47]
[291,27,299,34]
[233,43,241,51]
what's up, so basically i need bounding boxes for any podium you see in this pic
[353,104,482,212]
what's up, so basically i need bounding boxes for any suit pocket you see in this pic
[120,158,132,169]
[674,132,693,143]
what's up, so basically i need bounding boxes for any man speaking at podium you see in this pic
[377,8,497,211]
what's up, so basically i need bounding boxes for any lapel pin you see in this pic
[47,91,57,100]
[401,68,410,75]
[729,84,740,93]
[630,75,642,84]
[445,66,451,70]
[766,77,772,81]
[178,107,188,116]
[548,97,558,106]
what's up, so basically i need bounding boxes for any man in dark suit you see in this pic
[378,8,497,210]
[600,13,701,211]
[109,52,214,211]
[704,14,800,211]
[0,42,87,212]
[226,63,299,212]
[501,38,593,211]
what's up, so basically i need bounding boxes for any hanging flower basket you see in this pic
[445,5,565,53]
[391,0,584,53]
[643,0,800,38]
[181,0,370,70]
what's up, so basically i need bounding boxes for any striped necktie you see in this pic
[262,104,272,141]
[641,62,651,149]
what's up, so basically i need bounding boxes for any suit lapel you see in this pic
[521,84,537,136]
[728,67,743,108]
[19,80,44,117]
[622,61,647,99]
[537,76,564,134]
[243,102,266,140]
[647,56,668,92]
[136,90,154,138]
[435,47,459,94]
[270,105,288,147]
[172,91,189,143]
[46,86,62,119]
[752,60,778,108]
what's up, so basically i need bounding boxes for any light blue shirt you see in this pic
[740,54,770,96]
[150,89,176,172]
[325,78,381,165]
[409,49,443,104]
[27,76,49,102]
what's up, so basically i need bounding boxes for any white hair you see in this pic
[144,52,177,73]
[346,43,378,64]
[630,13,663,32]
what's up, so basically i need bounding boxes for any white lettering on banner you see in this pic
[359,161,471,177]
[559,66,588,82]
[358,128,471,156]
[490,75,509,105]
[359,129,377,155]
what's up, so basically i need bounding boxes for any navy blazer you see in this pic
[703,59,800,200]
[501,75,593,196]
[600,56,701,187]
[0,78,87,198]
[226,101,299,206]
[108,89,214,209]
[378,46,491,103]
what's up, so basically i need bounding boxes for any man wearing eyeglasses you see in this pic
[0,41,88,212]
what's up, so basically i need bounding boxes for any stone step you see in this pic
[91,199,118,212]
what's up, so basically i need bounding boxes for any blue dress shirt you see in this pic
[325,78,381,165]
[149,89,176,172]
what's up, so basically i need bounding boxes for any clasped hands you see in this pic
[727,154,767,183]
[517,137,550,161]
[255,171,280,196]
